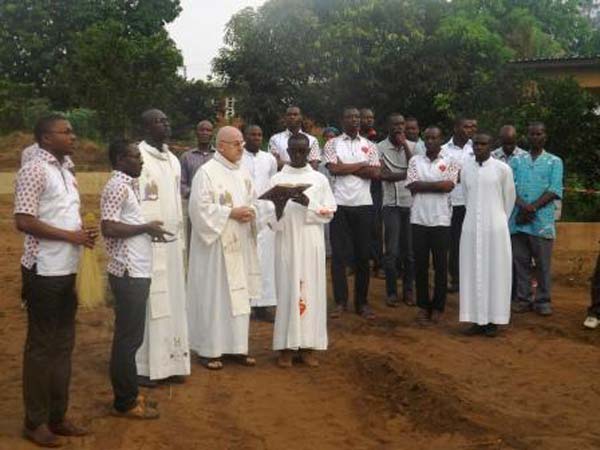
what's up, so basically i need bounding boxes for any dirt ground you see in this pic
[1,194,599,450]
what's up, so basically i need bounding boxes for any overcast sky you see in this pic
[166,0,266,81]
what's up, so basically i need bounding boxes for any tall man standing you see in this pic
[510,122,563,316]
[269,106,321,169]
[459,133,516,337]
[378,113,415,307]
[15,114,96,446]
[101,139,172,420]
[406,126,459,326]
[241,125,278,321]
[137,109,190,386]
[324,107,381,320]
[187,126,260,370]
[441,116,477,293]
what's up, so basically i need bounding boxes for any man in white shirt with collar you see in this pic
[101,138,173,420]
[15,114,97,446]
[406,126,459,326]
[268,106,321,170]
[440,116,477,293]
[136,109,190,387]
[324,106,381,320]
[241,125,278,322]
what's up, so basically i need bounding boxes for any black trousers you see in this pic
[108,274,150,412]
[412,225,450,312]
[382,206,414,297]
[588,253,600,317]
[370,180,383,269]
[331,205,373,312]
[449,205,466,286]
[22,266,77,429]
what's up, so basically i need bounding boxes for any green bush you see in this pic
[64,108,101,140]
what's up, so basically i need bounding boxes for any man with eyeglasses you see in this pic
[187,126,260,370]
[136,109,190,387]
[15,114,97,446]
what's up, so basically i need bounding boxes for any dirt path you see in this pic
[1,195,599,450]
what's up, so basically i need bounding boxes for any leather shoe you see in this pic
[48,419,88,437]
[23,424,63,448]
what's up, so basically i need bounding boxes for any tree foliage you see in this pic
[213,0,600,186]
[0,0,193,136]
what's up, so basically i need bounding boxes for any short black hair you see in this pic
[387,112,405,123]
[34,113,67,143]
[243,124,262,135]
[528,121,546,131]
[288,133,309,148]
[342,106,359,116]
[454,115,476,127]
[405,116,419,123]
[108,138,133,168]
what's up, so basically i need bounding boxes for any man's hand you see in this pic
[291,193,309,207]
[522,203,537,213]
[69,227,98,249]
[230,206,256,223]
[144,221,174,242]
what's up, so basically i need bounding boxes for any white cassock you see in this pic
[459,157,516,325]
[241,149,278,307]
[269,165,337,351]
[187,152,261,357]
[137,141,190,379]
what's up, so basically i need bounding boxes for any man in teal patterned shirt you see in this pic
[509,122,563,316]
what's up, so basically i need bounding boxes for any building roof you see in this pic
[510,55,600,69]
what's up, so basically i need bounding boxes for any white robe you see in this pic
[269,165,337,351]
[187,152,260,357]
[241,150,278,307]
[459,157,516,325]
[136,141,190,379]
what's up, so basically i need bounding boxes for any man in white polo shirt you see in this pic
[241,125,278,322]
[324,106,381,320]
[406,126,459,326]
[269,105,321,170]
[15,114,97,447]
[101,139,174,420]
[441,116,477,293]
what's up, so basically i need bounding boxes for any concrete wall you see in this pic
[1,171,598,282]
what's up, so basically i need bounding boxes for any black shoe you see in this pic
[462,324,485,336]
[137,376,158,388]
[484,323,498,337]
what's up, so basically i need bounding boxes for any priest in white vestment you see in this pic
[187,126,261,370]
[240,125,278,320]
[136,109,190,384]
[459,132,516,337]
[269,134,337,368]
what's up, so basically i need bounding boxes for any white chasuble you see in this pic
[136,141,190,379]
[187,152,261,358]
[459,157,516,325]
[269,165,337,351]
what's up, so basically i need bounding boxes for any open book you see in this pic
[259,183,312,220]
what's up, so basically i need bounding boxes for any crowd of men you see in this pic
[13,105,599,447]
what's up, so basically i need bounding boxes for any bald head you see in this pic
[141,109,170,143]
[499,125,517,155]
[216,126,244,163]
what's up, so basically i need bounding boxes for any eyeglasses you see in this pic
[221,140,245,148]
